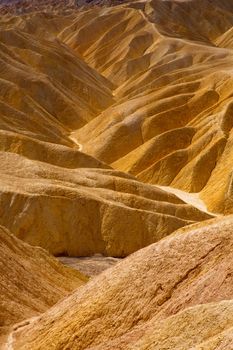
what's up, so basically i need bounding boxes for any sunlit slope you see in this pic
[11,215,233,349]
[0,0,232,257]
[0,2,233,349]
[0,151,211,257]
[0,225,86,337]
[64,0,233,214]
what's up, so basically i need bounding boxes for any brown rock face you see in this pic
[9,216,233,349]
[0,225,87,338]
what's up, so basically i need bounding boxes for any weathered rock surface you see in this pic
[1,1,233,348]
[65,0,233,214]
[0,225,87,338]
[0,0,225,256]
[10,216,233,349]
[1,3,233,217]
[0,151,211,257]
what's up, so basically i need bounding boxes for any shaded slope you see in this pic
[0,225,87,337]
[0,14,114,147]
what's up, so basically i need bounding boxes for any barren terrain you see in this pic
[0,0,233,349]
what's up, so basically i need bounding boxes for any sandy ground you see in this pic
[58,255,121,277]
[157,185,219,216]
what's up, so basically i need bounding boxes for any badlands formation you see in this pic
[0,225,87,340]
[0,0,233,349]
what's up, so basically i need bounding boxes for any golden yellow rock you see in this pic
[10,215,233,349]
[0,1,233,348]
[0,0,232,258]
[62,0,233,215]
[0,150,211,257]
[0,225,87,339]
[0,1,218,257]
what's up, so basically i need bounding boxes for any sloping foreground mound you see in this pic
[0,151,211,257]
[95,300,233,350]
[10,215,233,349]
[0,225,87,338]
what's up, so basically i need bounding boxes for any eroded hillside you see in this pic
[10,216,233,349]
[0,225,87,340]
[1,0,233,349]
[1,0,233,257]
